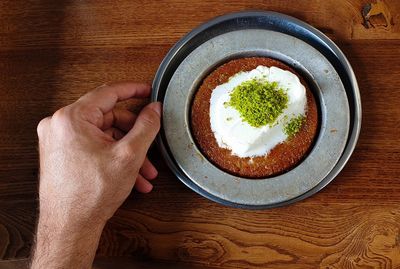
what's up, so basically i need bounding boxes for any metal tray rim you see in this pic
[151,10,362,209]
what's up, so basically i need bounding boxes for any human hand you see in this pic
[31,82,161,269]
[37,82,161,225]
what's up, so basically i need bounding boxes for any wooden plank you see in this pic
[98,204,400,268]
[0,0,399,268]
[0,258,221,269]
[0,259,28,269]
[1,0,399,52]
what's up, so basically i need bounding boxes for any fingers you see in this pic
[76,82,151,114]
[118,102,161,158]
[139,157,158,180]
[135,174,153,193]
[102,109,138,131]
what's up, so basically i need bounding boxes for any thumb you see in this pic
[118,102,161,159]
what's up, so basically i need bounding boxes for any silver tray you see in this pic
[152,11,362,209]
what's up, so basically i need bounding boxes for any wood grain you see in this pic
[99,204,400,268]
[0,257,222,269]
[0,0,400,268]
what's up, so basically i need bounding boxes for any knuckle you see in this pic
[52,107,72,124]
[115,145,137,162]
[140,108,161,129]
[72,104,103,127]
[51,107,76,138]
[93,83,109,93]
[36,117,50,137]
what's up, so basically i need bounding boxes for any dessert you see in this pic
[191,57,318,178]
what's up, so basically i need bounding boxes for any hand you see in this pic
[31,82,161,269]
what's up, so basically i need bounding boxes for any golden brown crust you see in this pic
[191,57,319,178]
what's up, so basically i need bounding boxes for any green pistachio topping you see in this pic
[284,115,305,137]
[227,79,288,128]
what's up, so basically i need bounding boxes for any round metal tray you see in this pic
[152,11,362,209]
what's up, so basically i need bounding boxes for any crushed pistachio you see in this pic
[226,117,233,121]
[284,115,305,137]
[227,79,288,127]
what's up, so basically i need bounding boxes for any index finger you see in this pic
[76,82,151,113]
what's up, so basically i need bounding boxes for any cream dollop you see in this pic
[209,65,307,158]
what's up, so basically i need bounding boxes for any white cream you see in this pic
[209,65,307,158]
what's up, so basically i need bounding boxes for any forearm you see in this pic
[31,202,106,269]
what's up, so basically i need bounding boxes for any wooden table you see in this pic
[1,1,400,268]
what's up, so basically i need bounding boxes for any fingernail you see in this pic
[148,184,154,192]
[152,102,162,117]
[144,181,154,193]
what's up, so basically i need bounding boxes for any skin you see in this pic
[31,82,161,269]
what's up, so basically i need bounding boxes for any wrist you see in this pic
[39,184,110,227]
[31,206,106,269]
[36,209,106,240]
